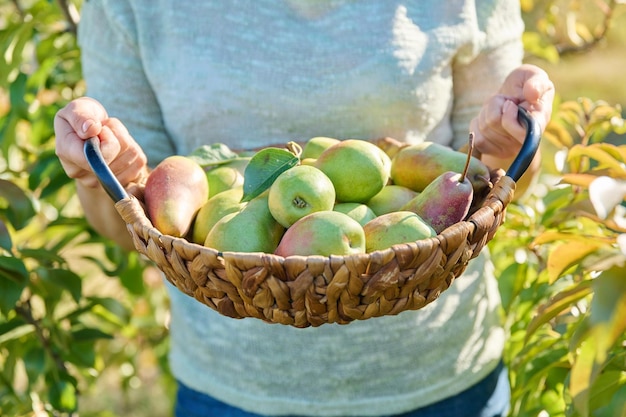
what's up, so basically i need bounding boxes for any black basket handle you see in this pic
[84,137,129,202]
[508,106,541,182]
[84,106,541,202]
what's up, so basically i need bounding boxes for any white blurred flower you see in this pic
[589,176,626,219]
[554,149,568,172]
[618,234,626,256]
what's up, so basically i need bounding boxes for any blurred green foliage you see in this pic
[0,0,625,416]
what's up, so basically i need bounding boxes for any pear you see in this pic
[204,193,284,253]
[401,139,476,233]
[191,187,245,244]
[366,185,418,216]
[363,211,436,253]
[274,211,366,257]
[390,141,490,193]
[300,136,340,159]
[144,155,209,237]
[206,165,244,198]
[333,202,377,226]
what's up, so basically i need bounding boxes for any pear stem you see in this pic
[461,132,474,183]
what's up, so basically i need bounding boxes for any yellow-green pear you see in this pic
[390,142,490,193]
[315,139,391,203]
[204,193,284,253]
[363,211,436,253]
[366,185,418,216]
[206,165,244,197]
[333,202,377,226]
[191,187,245,244]
[301,136,340,159]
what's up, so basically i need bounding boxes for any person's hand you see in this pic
[470,64,555,159]
[54,97,148,189]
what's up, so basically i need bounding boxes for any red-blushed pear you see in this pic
[333,202,377,226]
[274,211,365,257]
[144,155,209,237]
[390,140,490,193]
[204,192,284,253]
[315,139,391,203]
[363,211,436,253]
[401,137,476,233]
[191,187,245,244]
[268,165,336,228]
[366,185,418,216]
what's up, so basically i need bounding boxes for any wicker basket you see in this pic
[85,107,540,328]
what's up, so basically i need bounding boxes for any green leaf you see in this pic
[593,384,626,417]
[241,147,299,202]
[589,370,626,415]
[590,265,626,362]
[187,143,240,167]
[48,376,77,413]
[23,346,47,385]
[571,336,599,417]
[118,251,146,295]
[0,219,12,251]
[71,327,113,341]
[0,317,31,345]
[40,268,82,303]
[0,255,28,315]
[88,296,130,325]
[0,179,37,230]
[525,280,593,342]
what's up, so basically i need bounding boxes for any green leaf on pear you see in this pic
[241,147,299,203]
[187,143,240,167]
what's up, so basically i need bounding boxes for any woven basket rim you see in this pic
[119,174,514,262]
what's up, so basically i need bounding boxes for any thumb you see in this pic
[56,97,108,140]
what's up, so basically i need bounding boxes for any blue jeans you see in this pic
[175,362,510,417]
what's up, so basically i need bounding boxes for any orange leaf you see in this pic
[547,241,603,283]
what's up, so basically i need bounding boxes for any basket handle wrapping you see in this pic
[84,106,541,202]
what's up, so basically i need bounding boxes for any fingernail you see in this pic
[82,120,94,134]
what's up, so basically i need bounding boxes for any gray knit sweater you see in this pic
[78,1,523,415]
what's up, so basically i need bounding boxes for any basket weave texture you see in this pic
[114,167,515,328]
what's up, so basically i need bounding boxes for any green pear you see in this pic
[206,165,244,198]
[300,136,340,159]
[401,171,474,234]
[274,211,366,257]
[191,187,245,244]
[315,139,391,203]
[268,165,336,228]
[333,202,377,226]
[366,185,418,216]
[144,155,209,237]
[363,211,436,253]
[204,193,284,253]
[390,142,490,193]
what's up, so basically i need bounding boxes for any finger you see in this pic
[473,99,527,158]
[101,118,148,185]
[55,97,108,139]
[501,99,527,143]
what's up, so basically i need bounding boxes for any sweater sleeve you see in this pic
[78,0,176,165]
[450,0,525,150]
